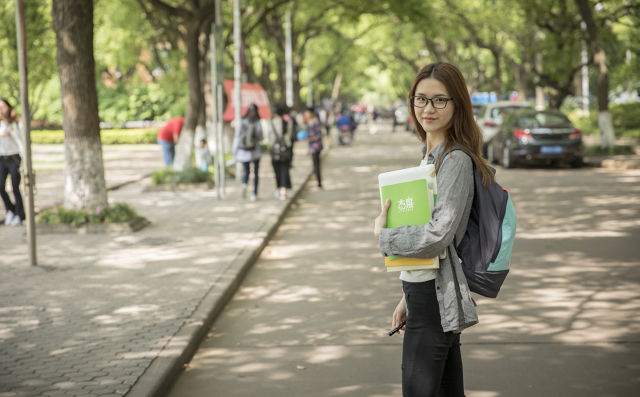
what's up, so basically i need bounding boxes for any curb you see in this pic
[585,156,640,170]
[126,159,316,397]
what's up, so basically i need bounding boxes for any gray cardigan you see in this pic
[379,142,478,333]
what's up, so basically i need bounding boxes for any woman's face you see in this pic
[413,78,455,138]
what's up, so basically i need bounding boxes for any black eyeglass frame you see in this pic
[410,95,454,109]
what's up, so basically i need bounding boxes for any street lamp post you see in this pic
[285,2,293,108]
[211,0,225,199]
[15,0,37,267]
[233,0,242,181]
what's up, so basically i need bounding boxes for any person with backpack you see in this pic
[0,99,25,226]
[373,63,499,397]
[233,103,263,201]
[269,104,293,200]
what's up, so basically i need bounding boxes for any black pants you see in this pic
[271,160,292,189]
[402,280,465,397]
[311,152,322,187]
[0,155,25,221]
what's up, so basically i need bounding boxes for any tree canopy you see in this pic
[1,0,637,125]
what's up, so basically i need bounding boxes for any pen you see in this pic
[388,320,406,336]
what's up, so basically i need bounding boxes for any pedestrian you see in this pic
[0,99,25,226]
[269,104,293,200]
[391,110,398,133]
[157,116,184,167]
[373,62,495,397]
[195,138,212,173]
[233,103,263,201]
[304,107,323,189]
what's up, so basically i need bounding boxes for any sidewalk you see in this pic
[583,135,640,169]
[0,142,319,397]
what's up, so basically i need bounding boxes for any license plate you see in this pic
[541,146,563,154]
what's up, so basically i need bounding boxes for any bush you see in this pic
[31,128,158,144]
[610,102,640,130]
[37,202,140,227]
[566,102,640,139]
[584,145,635,156]
[150,167,212,185]
[98,82,185,124]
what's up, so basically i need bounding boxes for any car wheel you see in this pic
[502,146,515,169]
[571,157,584,168]
[487,143,496,164]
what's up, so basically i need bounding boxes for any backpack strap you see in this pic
[270,120,286,144]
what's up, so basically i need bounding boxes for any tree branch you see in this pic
[311,21,387,81]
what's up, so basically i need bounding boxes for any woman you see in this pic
[233,103,263,202]
[270,104,293,200]
[0,99,25,226]
[304,107,323,189]
[374,63,494,396]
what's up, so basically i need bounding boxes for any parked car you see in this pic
[488,109,584,168]
[476,101,534,155]
[472,104,484,120]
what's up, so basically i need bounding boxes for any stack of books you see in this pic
[378,164,439,272]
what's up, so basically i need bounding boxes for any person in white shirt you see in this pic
[195,138,212,173]
[0,99,25,226]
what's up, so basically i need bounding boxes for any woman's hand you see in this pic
[392,294,407,331]
[374,199,391,238]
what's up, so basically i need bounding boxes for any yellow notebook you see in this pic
[384,256,440,272]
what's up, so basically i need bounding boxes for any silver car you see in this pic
[476,101,534,155]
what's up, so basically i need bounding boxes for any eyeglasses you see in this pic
[411,96,453,109]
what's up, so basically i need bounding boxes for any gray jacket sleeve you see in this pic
[379,151,473,259]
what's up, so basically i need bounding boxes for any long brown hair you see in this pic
[408,63,494,185]
[0,99,18,124]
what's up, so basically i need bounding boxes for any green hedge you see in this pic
[584,145,635,156]
[150,167,212,185]
[31,128,157,144]
[610,102,640,131]
[37,202,140,227]
[566,102,640,139]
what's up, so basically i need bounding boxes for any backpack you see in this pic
[447,146,517,298]
[238,121,258,150]
[270,120,292,162]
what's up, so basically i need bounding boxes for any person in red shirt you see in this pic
[157,117,184,166]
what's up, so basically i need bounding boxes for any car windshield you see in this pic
[515,112,572,128]
[490,106,527,120]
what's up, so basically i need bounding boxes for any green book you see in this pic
[378,164,438,271]
[381,179,431,260]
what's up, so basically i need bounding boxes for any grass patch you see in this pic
[151,167,212,186]
[31,128,157,144]
[37,202,140,227]
[584,145,636,156]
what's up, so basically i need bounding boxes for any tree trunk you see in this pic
[173,23,202,171]
[575,0,615,149]
[51,0,108,209]
[491,49,502,96]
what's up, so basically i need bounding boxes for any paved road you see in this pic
[168,126,640,396]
